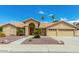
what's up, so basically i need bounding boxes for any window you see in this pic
[48,29,56,31]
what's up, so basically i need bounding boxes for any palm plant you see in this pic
[51,15,58,22]
[41,16,45,22]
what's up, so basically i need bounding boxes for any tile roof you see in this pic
[1,23,17,28]
[12,22,25,28]
[0,22,25,28]
[39,22,57,28]
[46,21,78,29]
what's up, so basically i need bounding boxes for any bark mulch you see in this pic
[22,37,64,44]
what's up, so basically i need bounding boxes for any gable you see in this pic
[23,18,40,23]
[23,18,40,26]
[47,21,76,29]
[3,25,16,29]
[1,24,17,28]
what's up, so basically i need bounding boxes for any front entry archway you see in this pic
[29,23,35,35]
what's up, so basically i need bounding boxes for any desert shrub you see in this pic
[0,32,6,37]
[33,28,41,38]
[0,27,2,32]
[17,28,25,36]
[28,39,32,42]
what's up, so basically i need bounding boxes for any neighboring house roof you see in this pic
[76,23,79,26]
[1,23,17,28]
[1,23,25,28]
[46,21,78,29]
[23,18,40,23]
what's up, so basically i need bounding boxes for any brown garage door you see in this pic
[58,29,74,36]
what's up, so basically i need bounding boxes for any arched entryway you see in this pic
[29,23,35,35]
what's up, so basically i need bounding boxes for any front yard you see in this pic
[0,36,25,44]
[0,36,79,52]
[22,36,64,44]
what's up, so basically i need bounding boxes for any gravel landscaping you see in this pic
[22,37,64,44]
[0,36,25,44]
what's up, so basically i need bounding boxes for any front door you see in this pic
[29,27,34,35]
[29,23,35,35]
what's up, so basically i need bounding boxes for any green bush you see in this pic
[33,28,41,38]
[17,28,25,36]
[0,32,6,37]
[0,27,2,32]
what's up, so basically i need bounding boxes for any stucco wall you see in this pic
[24,20,39,27]
[25,26,29,36]
[24,20,39,35]
[3,25,17,36]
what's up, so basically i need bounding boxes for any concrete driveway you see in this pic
[50,36,79,45]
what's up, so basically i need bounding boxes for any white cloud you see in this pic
[49,14,53,16]
[60,18,68,21]
[68,19,79,23]
[38,11,44,14]
[60,18,79,24]
[42,21,49,23]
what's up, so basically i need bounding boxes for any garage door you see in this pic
[47,29,56,36]
[75,30,79,36]
[58,29,74,36]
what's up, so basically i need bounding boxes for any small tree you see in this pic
[41,16,45,22]
[0,27,2,32]
[0,32,6,37]
[33,28,41,38]
[17,28,25,36]
[53,19,59,22]
[51,15,59,22]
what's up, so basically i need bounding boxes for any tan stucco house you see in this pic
[1,18,79,36]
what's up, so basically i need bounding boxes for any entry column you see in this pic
[25,26,29,36]
[56,29,58,36]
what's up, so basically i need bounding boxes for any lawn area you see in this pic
[22,37,64,44]
[0,36,25,44]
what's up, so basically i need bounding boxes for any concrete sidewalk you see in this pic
[10,36,32,45]
[0,44,78,53]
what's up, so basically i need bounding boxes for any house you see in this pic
[1,23,25,36]
[1,23,17,36]
[46,21,78,36]
[0,18,79,36]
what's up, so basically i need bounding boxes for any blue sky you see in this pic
[0,5,79,23]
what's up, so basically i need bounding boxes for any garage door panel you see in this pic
[47,30,56,36]
[75,30,79,36]
[47,29,74,36]
[58,30,74,36]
